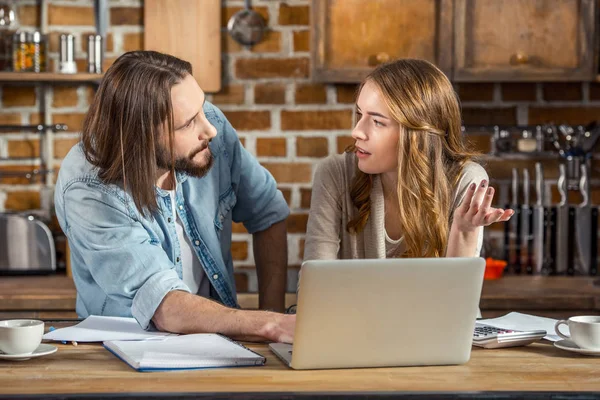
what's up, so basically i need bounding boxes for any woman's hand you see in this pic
[452,179,514,234]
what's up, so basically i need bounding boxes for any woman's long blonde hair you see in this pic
[346,59,477,257]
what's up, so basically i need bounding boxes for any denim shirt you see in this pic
[54,102,290,329]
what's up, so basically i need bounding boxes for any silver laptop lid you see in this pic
[291,257,485,370]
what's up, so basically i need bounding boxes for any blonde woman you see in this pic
[304,59,513,264]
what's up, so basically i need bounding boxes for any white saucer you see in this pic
[0,344,57,361]
[554,339,600,356]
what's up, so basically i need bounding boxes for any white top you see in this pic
[168,190,210,297]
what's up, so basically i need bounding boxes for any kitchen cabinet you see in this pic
[312,0,598,82]
[311,0,453,82]
[454,0,597,81]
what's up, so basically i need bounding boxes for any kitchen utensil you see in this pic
[581,121,600,154]
[86,34,102,73]
[0,214,56,274]
[521,169,534,273]
[58,34,76,73]
[533,163,545,274]
[512,168,521,274]
[575,164,592,274]
[227,0,266,46]
[555,164,569,275]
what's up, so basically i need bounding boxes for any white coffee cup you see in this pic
[555,316,600,350]
[0,320,44,355]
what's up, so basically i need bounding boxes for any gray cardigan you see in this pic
[304,152,488,261]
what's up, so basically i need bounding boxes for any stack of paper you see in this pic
[42,315,174,342]
[479,312,569,342]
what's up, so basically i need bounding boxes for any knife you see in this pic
[533,163,545,274]
[511,168,522,274]
[521,169,534,273]
[575,164,591,274]
[555,164,569,275]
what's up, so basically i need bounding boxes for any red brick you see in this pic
[0,114,22,125]
[263,163,312,183]
[483,159,559,180]
[461,107,517,126]
[110,7,143,26]
[257,138,286,157]
[8,140,40,158]
[300,188,312,209]
[281,110,353,130]
[296,137,328,157]
[211,85,245,105]
[231,241,248,260]
[0,166,40,185]
[52,114,87,132]
[54,138,79,159]
[543,83,582,102]
[48,5,94,25]
[252,31,281,53]
[234,272,249,292]
[278,4,309,25]
[528,107,600,125]
[85,87,97,106]
[122,32,143,52]
[222,6,269,27]
[18,5,40,26]
[254,84,286,104]
[5,191,41,211]
[223,111,270,131]
[293,30,310,52]
[52,87,79,108]
[337,136,354,153]
[235,58,309,79]
[457,83,495,102]
[280,188,292,206]
[501,83,537,102]
[286,213,308,233]
[336,85,359,104]
[2,87,36,107]
[295,84,327,104]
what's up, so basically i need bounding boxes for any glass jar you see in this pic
[30,31,46,72]
[12,31,31,72]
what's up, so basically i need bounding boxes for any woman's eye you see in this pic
[374,119,383,127]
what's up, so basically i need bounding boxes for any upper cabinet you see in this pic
[454,0,597,81]
[312,0,598,82]
[311,0,453,82]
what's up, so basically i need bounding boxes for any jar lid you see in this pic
[31,31,46,43]
[13,31,29,42]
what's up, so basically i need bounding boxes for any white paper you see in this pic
[479,312,569,342]
[42,315,174,342]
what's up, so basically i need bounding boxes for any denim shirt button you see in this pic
[178,205,183,210]
[212,274,219,280]
[176,257,180,263]
[167,217,172,223]
[194,240,200,246]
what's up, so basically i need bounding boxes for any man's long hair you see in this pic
[81,51,192,216]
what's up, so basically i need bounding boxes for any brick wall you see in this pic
[1,0,599,291]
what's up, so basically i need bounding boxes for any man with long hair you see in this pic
[55,51,294,343]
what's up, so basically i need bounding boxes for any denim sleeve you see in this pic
[61,181,191,330]
[211,105,290,234]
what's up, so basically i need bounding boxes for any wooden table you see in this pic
[0,337,599,399]
[1,275,600,319]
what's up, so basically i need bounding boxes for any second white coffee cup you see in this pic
[0,319,44,355]
[555,316,600,350]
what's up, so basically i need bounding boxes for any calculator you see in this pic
[472,323,547,349]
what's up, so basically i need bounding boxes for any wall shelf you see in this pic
[0,72,103,82]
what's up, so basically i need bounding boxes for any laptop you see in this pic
[269,257,485,370]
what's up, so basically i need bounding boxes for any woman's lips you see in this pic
[356,146,371,158]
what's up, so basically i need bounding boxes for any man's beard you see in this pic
[156,141,214,178]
